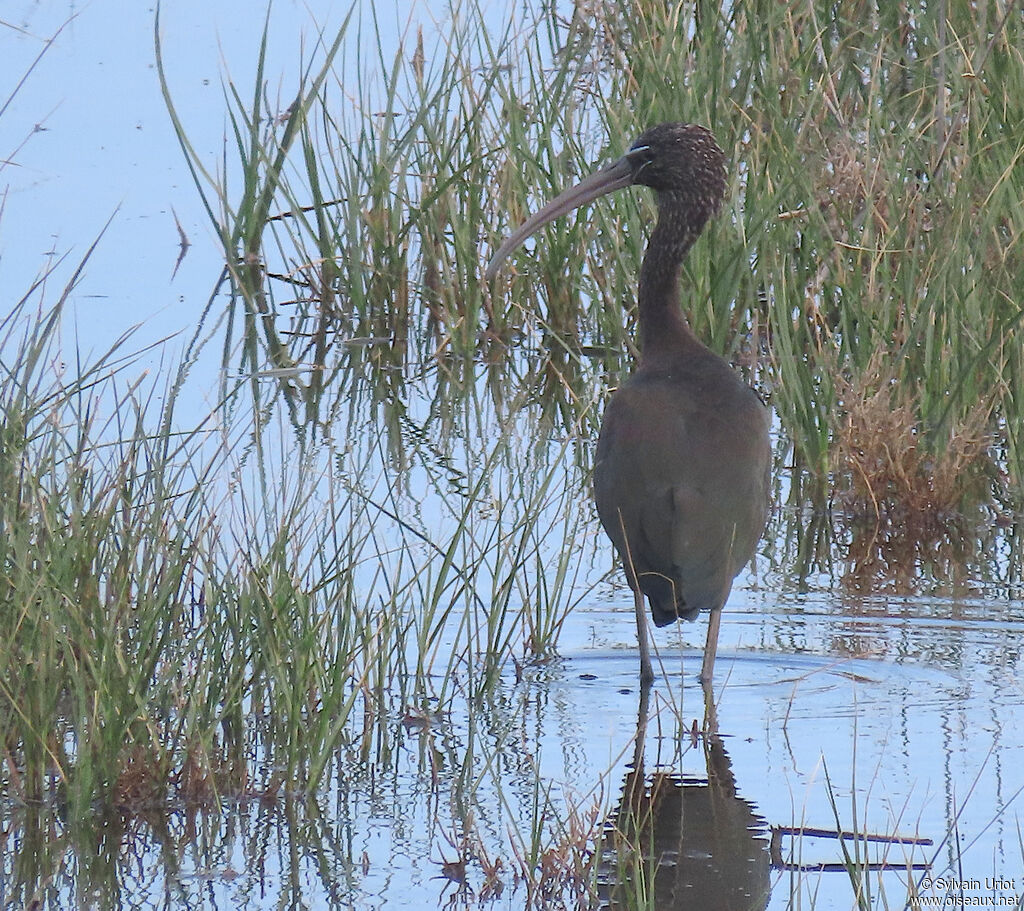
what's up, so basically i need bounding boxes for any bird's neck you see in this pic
[636,214,706,364]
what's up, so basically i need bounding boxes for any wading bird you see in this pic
[486,123,770,687]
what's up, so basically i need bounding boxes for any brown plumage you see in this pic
[487,123,770,686]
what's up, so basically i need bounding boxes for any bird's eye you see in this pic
[626,143,653,177]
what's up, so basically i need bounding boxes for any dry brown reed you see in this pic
[833,353,996,591]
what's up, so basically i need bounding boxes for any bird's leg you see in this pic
[634,589,654,686]
[699,608,722,686]
[702,677,719,736]
[623,683,651,819]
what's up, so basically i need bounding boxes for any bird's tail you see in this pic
[640,575,700,627]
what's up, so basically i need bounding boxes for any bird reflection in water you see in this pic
[598,690,771,910]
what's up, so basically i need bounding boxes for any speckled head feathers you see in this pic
[624,122,727,218]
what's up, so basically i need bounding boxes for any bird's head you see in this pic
[623,122,727,217]
[485,122,727,281]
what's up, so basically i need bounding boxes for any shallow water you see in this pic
[6,579,1023,909]
[572,584,1024,908]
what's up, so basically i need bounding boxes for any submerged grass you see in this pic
[159,0,1024,513]
[0,252,596,835]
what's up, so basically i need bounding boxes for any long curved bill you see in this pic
[484,155,635,282]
